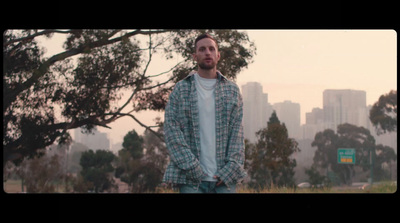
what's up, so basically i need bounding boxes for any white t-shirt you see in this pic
[194,73,218,182]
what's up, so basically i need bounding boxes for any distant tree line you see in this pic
[244,90,397,189]
[4,122,166,193]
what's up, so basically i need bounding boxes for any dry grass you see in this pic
[3,180,26,193]
[4,180,396,193]
[154,182,396,193]
[235,182,397,193]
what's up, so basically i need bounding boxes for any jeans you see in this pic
[179,181,236,193]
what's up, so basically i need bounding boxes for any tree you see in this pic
[67,142,90,174]
[246,111,300,190]
[305,166,328,188]
[115,129,145,192]
[369,90,397,135]
[311,123,396,185]
[142,118,168,170]
[139,119,168,190]
[312,124,368,186]
[3,29,256,167]
[374,144,397,181]
[122,129,144,159]
[17,149,66,192]
[115,127,167,192]
[79,149,116,193]
[114,148,135,186]
[244,138,256,176]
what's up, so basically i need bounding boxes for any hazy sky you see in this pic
[38,30,397,145]
[236,29,396,123]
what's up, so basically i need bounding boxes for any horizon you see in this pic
[89,84,395,145]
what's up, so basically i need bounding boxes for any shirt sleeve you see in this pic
[164,83,203,183]
[215,87,247,185]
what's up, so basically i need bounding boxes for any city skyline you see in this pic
[76,83,395,144]
[74,83,396,155]
[74,127,111,151]
[243,84,395,152]
[241,83,377,140]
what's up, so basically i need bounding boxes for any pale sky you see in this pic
[37,30,397,145]
[236,29,396,124]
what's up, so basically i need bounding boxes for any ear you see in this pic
[216,51,221,61]
[192,52,197,61]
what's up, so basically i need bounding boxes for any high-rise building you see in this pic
[241,82,273,143]
[323,89,368,131]
[301,90,397,154]
[302,107,325,140]
[74,127,110,151]
[306,108,324,125]
[273,100,301,139]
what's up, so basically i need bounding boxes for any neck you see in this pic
[197,68,218,79]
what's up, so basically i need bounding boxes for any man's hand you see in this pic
[213,175,223,186]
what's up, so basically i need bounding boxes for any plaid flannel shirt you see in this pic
[162,71,246,186]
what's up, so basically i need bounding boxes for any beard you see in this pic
[198,60,217,70]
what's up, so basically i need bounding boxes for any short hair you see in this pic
[194,33,218,52]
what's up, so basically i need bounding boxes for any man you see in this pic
[162,33,246,193]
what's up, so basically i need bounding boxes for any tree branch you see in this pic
[3,29,73,47]
[141,75,175,91]
[127,113,164,141]
[141,34,153,78]
[146,59,186,78]
[4,29,169,113]
[105,111,164,141]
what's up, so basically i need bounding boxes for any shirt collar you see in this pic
[184,70,228,81]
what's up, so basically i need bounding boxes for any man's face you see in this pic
[193,38,220,70]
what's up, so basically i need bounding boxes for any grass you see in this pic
[3,179,68,193]
[4,180,396,193]
[3,180,26,193]
[367,182,397,193]
[235,181,397,193]
[154,181,397,193]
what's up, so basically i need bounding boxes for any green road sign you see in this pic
[338,148,356,164]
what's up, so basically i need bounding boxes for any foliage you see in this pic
[244,138,255,173]
[115,129,144,185]
[128,161,163,193]
[369,90,397,135]
[246,111,300,190]
[373,144,397,181]
[79,149,116,192]
[72,174,94,193]
[16,150,66,192]
[311,123,396,185]
[122,129,144,159]
[142,118,168,171]
[115,126,166,192]
[3,29,256,167]
[114,149,134,183]
[305,166,329,187]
